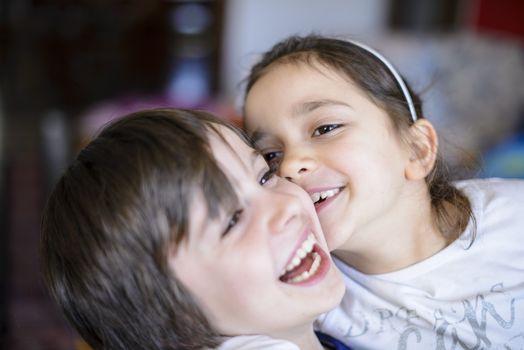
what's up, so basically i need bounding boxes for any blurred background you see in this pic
[0,0,523,349]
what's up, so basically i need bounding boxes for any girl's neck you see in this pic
[335,227,448,274]
[335,186,450,274]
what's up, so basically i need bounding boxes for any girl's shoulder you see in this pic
[455,177,524,203]
[455,178,524,239]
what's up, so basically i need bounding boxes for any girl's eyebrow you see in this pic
[249,99,354,143]
[293,99,354,116]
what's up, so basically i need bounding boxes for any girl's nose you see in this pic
[279,150,317,183]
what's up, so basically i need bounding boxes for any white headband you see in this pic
[346,39,418,122]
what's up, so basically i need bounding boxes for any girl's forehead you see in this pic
[253,61,356,101]
[270,58,346,79]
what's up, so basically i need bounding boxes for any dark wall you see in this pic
[0,1,223,349]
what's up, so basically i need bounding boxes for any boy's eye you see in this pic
[259,166,277,186]
[312,124,341,136]
[263,151,282,163]
[222,209,243,237]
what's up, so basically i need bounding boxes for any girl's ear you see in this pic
[405,119,438,180]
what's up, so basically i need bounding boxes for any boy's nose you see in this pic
[267,190,303,235]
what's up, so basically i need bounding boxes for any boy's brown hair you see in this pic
[41,108,245,349]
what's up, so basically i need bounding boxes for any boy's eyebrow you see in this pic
[225,140,260,173]
[293,99,354,116]
[250,149,259,162]
[195,149,258,243]
[247,149,260,169]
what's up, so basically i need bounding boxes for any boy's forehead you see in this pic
[209,126,254,162]
[210,126,260,178]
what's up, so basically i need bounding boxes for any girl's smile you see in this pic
[307,186,344,213]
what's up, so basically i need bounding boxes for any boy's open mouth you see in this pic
[279,234,323,284]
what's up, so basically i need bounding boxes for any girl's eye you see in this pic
[222,209,243,237]
[312,124,341,136]
[259,166,277,186]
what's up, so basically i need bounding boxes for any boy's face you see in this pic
[171,126,344,337]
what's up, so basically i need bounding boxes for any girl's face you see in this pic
[244,62,416,254]
[171,126,344,338]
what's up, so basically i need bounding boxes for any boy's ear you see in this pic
[404,119,438,180]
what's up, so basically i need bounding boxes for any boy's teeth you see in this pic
[285,234,316,272]
[310,188,340,203]
[289,252,321,283]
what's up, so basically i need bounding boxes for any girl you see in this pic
[40,108,348,350]
[243,35,524,349]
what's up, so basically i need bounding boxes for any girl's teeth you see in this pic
[310,188,340,203]
[285,234,316,272]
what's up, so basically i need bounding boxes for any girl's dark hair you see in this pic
[41,108,246,349]
[244,35,474,243]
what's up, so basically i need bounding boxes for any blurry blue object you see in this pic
[170,3,212,34]
[167,58,210,107]
[481,133,524,178]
